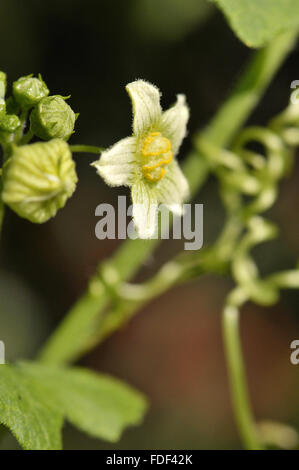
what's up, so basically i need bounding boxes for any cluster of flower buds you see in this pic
[0,71,78,223]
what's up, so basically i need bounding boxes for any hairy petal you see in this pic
[160,95,189,156]
[131,180,158,238]
[157,160,190,215]
[91,137,137,187]
[126,80,162,137]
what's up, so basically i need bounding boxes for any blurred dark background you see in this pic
[1,0,299,450]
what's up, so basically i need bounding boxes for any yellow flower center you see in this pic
[141,132,173,182]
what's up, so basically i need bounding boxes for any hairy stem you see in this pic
[39,31,297,365]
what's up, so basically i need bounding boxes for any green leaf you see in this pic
[19,362,147,443]
[211,0,299,47]
[0,364,63,450]
[0,362,147,449]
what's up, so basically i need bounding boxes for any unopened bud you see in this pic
[0,114,21,133]
[13,74,49,109]
[30,95,76,141]
[2,139,78,223]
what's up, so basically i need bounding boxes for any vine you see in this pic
[0,27,298,449]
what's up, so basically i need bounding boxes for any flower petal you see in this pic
[91,137,137,187]
[131,180,158,238]
[157,160,190,215]
[126,80,162,137]
[159,94,189,156]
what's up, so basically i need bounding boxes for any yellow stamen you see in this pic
[141,132,173,182]
[142,166,166,182]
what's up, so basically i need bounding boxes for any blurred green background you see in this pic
[1,0,299,450]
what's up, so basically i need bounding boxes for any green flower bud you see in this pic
[30,95,76,141]
[0,114,21,133]
[2,139,77,223]
[13,74,49,109]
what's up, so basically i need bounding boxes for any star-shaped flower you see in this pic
[92,80,190,238]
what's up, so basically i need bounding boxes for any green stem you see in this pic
[222,305,262,449]
[39,32,297,365]
[70,145,104,154]
[195,31,297,147]
[14,109,28,144]
[19,129,33,145]
[79,193,244,353]
[39,238,159,363]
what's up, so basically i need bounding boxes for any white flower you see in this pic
[92,80,190,238]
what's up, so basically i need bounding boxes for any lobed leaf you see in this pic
[0,364,63,450]
[0,362,148,449]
